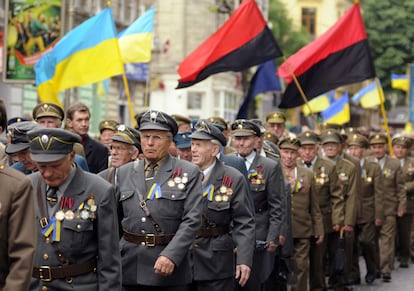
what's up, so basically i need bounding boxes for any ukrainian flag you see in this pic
[352,80,383,109]
[35,8,124,105]
[321,92,350,125]
[391,74,408,91]
[118,6,154,63]
[302,91,333,116]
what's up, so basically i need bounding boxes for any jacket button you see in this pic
[42,286,48,291]
[194,243,199,248]
[76,224,81,230]
[141,217,146,223]
[42,253,49,260]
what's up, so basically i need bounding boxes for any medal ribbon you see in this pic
[247,169,257,179]
[202,184,215,201]
[41,217,61,242]
[147,183,162,200]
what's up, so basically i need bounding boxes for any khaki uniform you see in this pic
[0,166,35,291]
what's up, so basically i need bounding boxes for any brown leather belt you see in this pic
[196,225,230,238]
[32,259,96,282]
[123,230,175,246]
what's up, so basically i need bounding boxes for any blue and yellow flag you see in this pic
[321,92,350,125]
[302,91,333,116]
[118,6,154,63]
[352,80,383,109]
[34,8,124,105]
[391,74,408,91]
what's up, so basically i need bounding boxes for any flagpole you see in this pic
[144,66,151,107]
[283,57,319,128]
[375,77,393,155]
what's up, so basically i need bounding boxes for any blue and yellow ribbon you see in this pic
[247,169,258,179]
[41,217,61,242]
[147,183,162,200]
[202,184,215,201]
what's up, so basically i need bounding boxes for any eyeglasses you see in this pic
[141,134,170,141]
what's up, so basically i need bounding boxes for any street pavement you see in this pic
[352,258,414,291]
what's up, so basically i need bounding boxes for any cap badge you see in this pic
[150,111,158,123]
[237,124,243,129]
[118,124,126,131]
[41,134,49,145]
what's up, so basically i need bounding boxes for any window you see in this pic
[187,92,204,109]
[302,7,316,39]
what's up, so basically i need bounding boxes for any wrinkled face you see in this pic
[393,144,408,159]
[347,145,364,159]
[15,148,37,171]
[66,111,90,136]
[100,129,115,148]
[370,143,387,159]
[110,141,138,168]
[36,152,75,187]
[280,148,299,168]
[233,135,258,157]
[266,122,285,138]
[191,139,219,170]
[140,130,172,162]
[177,147,192,162]
[37,116,62,128]
[322,142,340,158]
[298,144,318,162]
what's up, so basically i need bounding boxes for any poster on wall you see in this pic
[3,0,63,83]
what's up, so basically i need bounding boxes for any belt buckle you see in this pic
[145,234,156,247]
[38,266,52,281]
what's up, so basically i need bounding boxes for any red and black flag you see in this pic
[277,3,376,108]
[176,0,283,89]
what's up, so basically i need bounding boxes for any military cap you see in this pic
[264,131,278,144]
[174,131,192,149]
[32,102,64,121]
[369,133,388,145]
[112,124,140,147]
[99,119,119,134]
[348,134,369,148]
[207,116,228,131]
[28,128,81,162]
[321,123,343,131]
[392,135,412,148]
[190,119,199,132]
[343,127,361,135]
[250,119,266,135]
[278,137,301,151]
[7,117,28,126]
[298,131,320,145]
[191,120,226,147]
[171,114,191,126]
[230,119,261,137]
[320,129,343,144]
[136,110,178,136]
[266,111,286,124]
[5,121,39,154]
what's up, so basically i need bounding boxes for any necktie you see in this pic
[46,187,58,206]
[304,162,312,168]
[145,163,157,190]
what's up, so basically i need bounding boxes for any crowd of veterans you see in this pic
[1,99,414,291]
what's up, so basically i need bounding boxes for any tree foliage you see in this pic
[362,0,414,90]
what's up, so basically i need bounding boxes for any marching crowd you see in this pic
[0,99,413,291]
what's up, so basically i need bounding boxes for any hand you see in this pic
[332,224,341,232]
[375,218,383,227]
[315,234,324,245]
[154,255,175,276]
[344,225,353,232]
[235,264,251,287]
[397,210,405,217]
[267,241,277,253]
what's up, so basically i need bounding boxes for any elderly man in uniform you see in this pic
[174,131,192,162]
[279,137,324,291]
[0,104,36,291]
[5,121,39,174]
[230,119,284,291]
[320,129,357,290]
[99,125,141,184]
[265,111,288,139]
[65,103,108,173]
[369,133,406,282]
[189,120,255,290]
[32,102,89,171]
[27,128,121,291]
[116,110,203,290]
[297,131,342,291]
[391,135,414,268]
[347,133,384,284]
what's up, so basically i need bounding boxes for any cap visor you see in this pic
[111,136,134,145]
[30,153,67,163]
[139,123,169,132]
[5,143,29,154]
